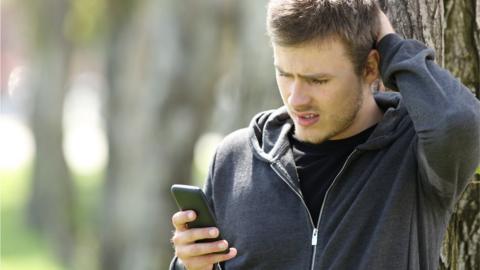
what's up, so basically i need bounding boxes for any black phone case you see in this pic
[171,184,229,254]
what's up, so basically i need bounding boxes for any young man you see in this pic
[170,1,480,269]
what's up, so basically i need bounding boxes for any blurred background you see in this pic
[1,0,281,269]
[1,0,479,269]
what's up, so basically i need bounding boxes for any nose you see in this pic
[288,79,311,108]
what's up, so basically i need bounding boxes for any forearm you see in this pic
[378,33,480,203]
[378,34,478,130]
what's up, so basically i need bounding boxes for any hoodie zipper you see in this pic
[310,149,358,270]
[271,164,317,269]
[272,149,358,270]
[270,164,316,228]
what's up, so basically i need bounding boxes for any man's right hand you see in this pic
[171,210,237,270]
[376,9,395,44]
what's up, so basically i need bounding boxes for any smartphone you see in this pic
[171,184,229,254]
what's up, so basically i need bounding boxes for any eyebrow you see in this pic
[274,65,332,80]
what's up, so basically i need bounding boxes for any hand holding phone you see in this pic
[171,184,227,246]
[170,184,237,269]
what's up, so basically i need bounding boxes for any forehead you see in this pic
[272,38,353,74]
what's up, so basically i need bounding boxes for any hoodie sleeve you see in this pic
[377,33,480,207]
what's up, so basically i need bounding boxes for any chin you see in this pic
[294,128,329,144]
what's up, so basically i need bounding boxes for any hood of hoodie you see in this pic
[248,91,411,163]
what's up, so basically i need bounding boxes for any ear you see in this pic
[363,50,380,85]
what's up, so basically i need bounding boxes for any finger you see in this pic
[177,239,229,258]
[173,227,219,245]
[172,210,196,231]
[182,248,237,269]
[379,81,386,91]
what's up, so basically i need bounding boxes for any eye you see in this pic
[277,72,292,78]
[307,78,327,85]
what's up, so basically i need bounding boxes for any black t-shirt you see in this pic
[290,125,376,225]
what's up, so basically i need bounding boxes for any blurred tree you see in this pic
[379,0,480,269]
[208,0,281,134]
[100,0,224,269]
[25,0,76,267]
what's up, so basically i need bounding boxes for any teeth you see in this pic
[303,114,316,119]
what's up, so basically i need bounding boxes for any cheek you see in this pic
[317,83,352,110]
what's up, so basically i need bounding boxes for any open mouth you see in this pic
[295,113,320,127]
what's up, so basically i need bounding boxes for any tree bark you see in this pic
[441,1,480,269]
[26,0,75,267]
[378,0,445,64]
[379,0,480,269]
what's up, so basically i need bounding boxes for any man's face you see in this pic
[273,38,366,144]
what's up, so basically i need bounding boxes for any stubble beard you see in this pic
[294,86,364,144]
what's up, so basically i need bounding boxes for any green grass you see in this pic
[1,166,64,270]
[1,256,63,270]
[70,170,104,270]
[1,166,105,270]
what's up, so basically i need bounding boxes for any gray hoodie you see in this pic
[170,34,480,270]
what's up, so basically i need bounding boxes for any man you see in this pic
[170,0,480,269]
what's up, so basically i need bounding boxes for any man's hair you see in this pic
[267,0,380,75]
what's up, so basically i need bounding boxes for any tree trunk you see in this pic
[441,1,480,269]
[26,0,75,267]
[379,1,480,269]
[379,0,445,64]
[100,1,223,269]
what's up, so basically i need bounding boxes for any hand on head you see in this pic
[377,9,395,44]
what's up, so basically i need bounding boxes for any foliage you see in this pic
[64,0,106,45]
